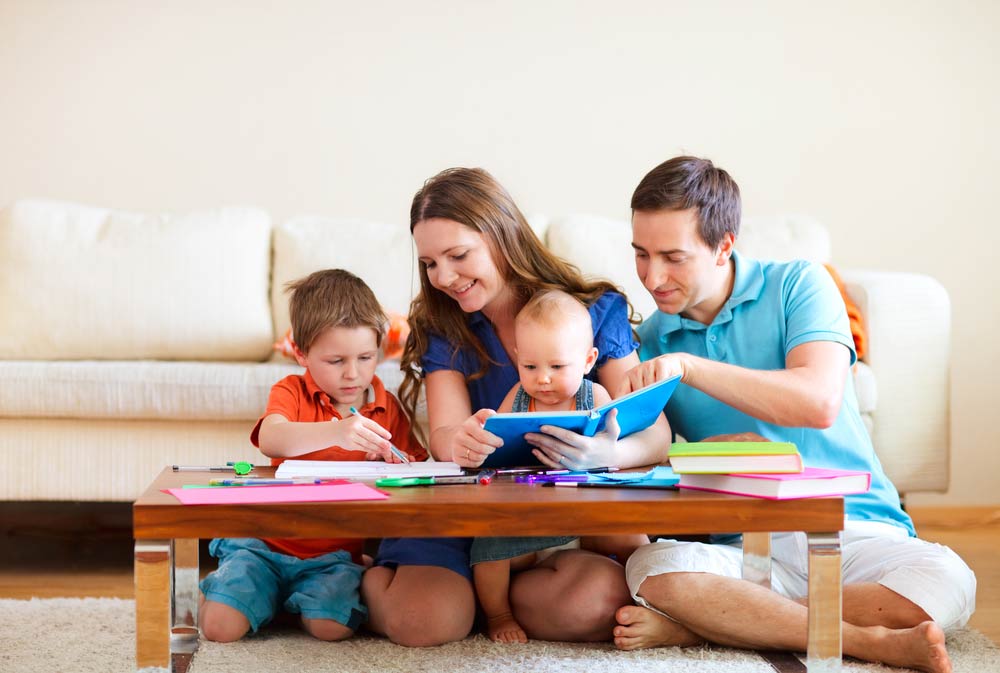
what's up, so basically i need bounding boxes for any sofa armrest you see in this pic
[840,269,951,496]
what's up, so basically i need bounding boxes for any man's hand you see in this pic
[616,353,688,397]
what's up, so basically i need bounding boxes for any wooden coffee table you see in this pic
[133,466,845,672]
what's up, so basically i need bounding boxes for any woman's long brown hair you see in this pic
[398,167,637,422]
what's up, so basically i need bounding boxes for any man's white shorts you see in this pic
[625,520,976,631]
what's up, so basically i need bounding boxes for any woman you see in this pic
[387,167,669,642]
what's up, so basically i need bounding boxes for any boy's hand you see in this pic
[332,414,397,462]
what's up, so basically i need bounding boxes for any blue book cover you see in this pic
[481,375,681,468]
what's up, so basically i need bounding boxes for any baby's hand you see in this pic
[332,414,395,462]
[487,612,527,644]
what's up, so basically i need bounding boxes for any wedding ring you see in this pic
[557,454,564,464]
[465,449,471,460]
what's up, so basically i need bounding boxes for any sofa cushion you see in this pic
[271,216,419,342]
[0,360,409,422]
[545,214,831,324]
[736,215,831,263]
[0,200,274,360]
[853,361,877,415]
[546,213,657,321]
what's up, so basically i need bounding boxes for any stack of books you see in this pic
[669,442,870,500]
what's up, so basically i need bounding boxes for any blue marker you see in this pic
[349,406,410,463]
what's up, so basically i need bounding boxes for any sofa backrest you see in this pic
[0,200,834,360]
[270,216,420,344]
[0,200,274,360]
[544,213,831,322]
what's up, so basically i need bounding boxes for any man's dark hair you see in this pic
[631,156,741,249]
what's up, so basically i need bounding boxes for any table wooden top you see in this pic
[133,466,844,540]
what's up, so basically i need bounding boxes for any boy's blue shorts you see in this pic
[373,537,473,581]
[199,538,366,632]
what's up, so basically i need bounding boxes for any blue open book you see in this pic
[481,375,681,468]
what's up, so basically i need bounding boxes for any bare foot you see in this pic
[862,621,951,673]
[613,605,703,650]
[488,613,528,644]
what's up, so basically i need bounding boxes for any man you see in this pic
[613,156,975,673]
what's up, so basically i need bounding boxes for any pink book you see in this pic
[677,467,871,500]
[164,482,389,506]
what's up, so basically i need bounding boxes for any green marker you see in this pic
[376,477,436,487]
[375,473,492,488]
[227,461,254,475]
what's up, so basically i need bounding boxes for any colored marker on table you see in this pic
[208,478,322,486]
[172,465,232,472]
[349,406,410,463]
[376,471,493,488]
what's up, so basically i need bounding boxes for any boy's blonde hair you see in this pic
[515,289,594,348]
[285,269,387,354]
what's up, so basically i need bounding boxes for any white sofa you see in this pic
[0,201,950,502]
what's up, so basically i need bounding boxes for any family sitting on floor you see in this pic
[197,156,975,673]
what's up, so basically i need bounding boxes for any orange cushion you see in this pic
[272,313,410,361]
[824,264,867,360]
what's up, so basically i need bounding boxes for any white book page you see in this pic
[275,460,464,479]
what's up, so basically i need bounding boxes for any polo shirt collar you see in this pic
[302,368,387,413]
[654,249,765,334]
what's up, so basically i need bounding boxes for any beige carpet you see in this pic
[1,598,999,673]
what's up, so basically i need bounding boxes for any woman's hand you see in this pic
[450,409,504,468]
[526,408,623,470]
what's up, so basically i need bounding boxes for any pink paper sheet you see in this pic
[164,482,389,505]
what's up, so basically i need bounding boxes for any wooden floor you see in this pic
[0,502,998,643]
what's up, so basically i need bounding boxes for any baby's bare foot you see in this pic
[488,612,528,644]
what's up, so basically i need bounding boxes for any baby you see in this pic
[472,290,647,643]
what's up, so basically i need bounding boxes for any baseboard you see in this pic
[908,505,1000,529]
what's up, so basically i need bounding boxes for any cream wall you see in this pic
[1,1,997,505]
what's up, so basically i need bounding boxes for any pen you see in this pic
[545,481,678,490]
[173,465,233,472]
[543,467,620,475]
[349,406,410,464]
[375,472,492,487]
[515,474,592,484]
[208,478,322,486]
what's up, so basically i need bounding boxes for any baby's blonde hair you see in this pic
[515,289,594,348]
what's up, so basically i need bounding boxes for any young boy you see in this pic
[198,269,426,643]
[472,290,647,643]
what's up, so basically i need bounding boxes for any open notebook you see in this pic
[275,460,464,479]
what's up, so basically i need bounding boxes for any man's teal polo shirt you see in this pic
[637,251,914,535]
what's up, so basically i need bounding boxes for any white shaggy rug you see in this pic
[1,598,998,673]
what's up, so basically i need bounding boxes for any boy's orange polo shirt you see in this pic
[250,369,427,561]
